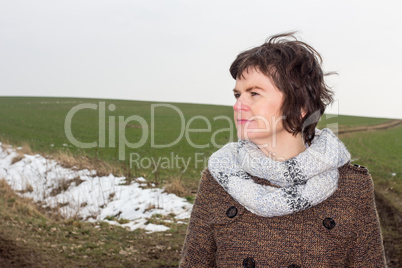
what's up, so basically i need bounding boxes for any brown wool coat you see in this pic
[180,164,386,268]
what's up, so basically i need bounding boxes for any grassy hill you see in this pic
[0,96,396,189]
[0,96,401,267]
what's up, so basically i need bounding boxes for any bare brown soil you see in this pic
[375,192,402,267]
[336,119,402,135]
[0,235,41,267]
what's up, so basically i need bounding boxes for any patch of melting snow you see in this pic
[137,177,146,182]
[0,143,193,233]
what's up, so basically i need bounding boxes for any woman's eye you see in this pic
[234,93,240,99]
[251,92,259,96]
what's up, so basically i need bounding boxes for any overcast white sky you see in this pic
[0,0,401,119]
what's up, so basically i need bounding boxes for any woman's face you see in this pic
[233,67,286,148]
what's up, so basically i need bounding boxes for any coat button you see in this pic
[226,206,238,218]
[288,265,301,268]
[242,257,255,268]
[323,217,336,229]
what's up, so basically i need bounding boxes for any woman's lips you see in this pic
[237,119,252,124]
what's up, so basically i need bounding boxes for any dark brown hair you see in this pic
[229,32,334,144]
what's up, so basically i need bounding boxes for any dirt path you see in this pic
[375,192,402,267]
[0,235,40,267]
[339,119,402,267]
[336,119,402,135]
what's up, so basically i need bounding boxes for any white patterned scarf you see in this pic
[208,128,351,217]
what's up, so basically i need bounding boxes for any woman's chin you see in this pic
[237,130,266,143]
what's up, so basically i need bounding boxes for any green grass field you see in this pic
[0,96,400,205]
[0,97,237,190]
[0,96,401,266]
[0,96,396,190]
[342,125,402,209]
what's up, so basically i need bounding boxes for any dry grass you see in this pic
[0,179,41,218]
[164,178,188,197]
[2,140,124,182]
[25,183,34,193]
[1,141,32,155]
[0,138,12,149]
[20,142,32,155]
[0,176,188,267]
[5,142,32,165]
[144,204,156,213]
[1,179,66,221]
[49,178,71,197]
[53,150,121,177]
[11,154,24,165]
[18,182,34,194]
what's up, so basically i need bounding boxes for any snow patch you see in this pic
[0,142,193,233]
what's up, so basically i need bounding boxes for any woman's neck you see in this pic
[256,133,306,161]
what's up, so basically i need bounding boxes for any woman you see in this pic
[180,33,386,267]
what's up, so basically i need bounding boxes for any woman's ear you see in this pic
[301,108,307,119]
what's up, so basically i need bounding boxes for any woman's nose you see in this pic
[233,99,248,112]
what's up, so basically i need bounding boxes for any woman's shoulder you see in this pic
[201,166,213,178]
[199,167,215,188]
[339,162,370,175]
[338,162,371,181]
[197,167,224,194]
[338,163,375,197]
